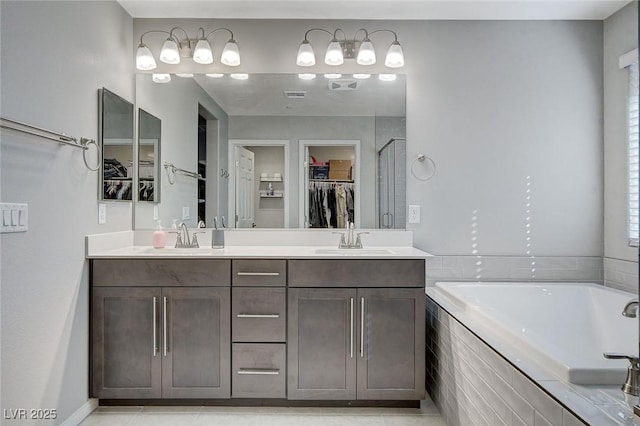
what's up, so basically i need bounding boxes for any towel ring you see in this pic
[410,153,436,181]
[81,138,101,171]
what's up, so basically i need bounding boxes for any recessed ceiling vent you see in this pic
[284,90,306,99]
[328,79,358,91]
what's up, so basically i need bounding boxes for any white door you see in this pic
[235,146,255,228]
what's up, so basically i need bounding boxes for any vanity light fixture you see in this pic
[296,28,404,68]
[136,26,241,70]
[152,73,171,83]
[298,73,317,80]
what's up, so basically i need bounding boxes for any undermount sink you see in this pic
[141,247,216,254]
[314,248,395,255]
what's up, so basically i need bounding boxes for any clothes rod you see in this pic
[164,162,201,185]
[0,116,101,171]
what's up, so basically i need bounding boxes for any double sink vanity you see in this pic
[87,229,429,405]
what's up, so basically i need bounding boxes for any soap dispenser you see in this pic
[153,220,166,249]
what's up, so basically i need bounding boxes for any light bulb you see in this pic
[136,43,157,70]
[298,73,316,80]
[296,40,315,67]
[357,39,376,66]
[378,74,397,82]
[353,73,371,79]
[230,73,249,80]
[152,73,171,83]
[159,37,180,64]
[324,73,342,79]
[324,39,344,66]
[385,41,405,68]
[193,39,213,64]
[221,40,240,66]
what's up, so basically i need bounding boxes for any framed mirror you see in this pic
[99,88,134,201]
[134,73,405,229]
[137,108,161,203]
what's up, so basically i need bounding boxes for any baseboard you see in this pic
[60,398,98,426]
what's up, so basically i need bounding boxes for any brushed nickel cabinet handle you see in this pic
[163,296,168,357]
[360,297,365,358]
[350,297,354,358]
[237,368,280,375]
[236,272,280,276]
[152,297,157,357]
[236,313,280,318]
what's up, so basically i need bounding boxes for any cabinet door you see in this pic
[161,287,230,398]
[92,287,162,398]
[356,288,425,400]
[288,288,357,399]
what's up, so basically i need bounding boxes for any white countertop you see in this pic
[87,245,431,259]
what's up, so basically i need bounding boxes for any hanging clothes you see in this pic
[335,185,347,228]
[308,181,355,228]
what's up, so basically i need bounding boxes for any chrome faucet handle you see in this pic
[603,353,640,396]
[332,231,347,248]
[191,231,206,248]
[355,232,369,249]
[168,231,183,248]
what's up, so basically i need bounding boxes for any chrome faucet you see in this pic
[334,222,369,249]
[170,222,204,248]
[622,298,639,318]
[603,353,640,396]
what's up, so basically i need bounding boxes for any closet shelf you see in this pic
[309,178,354,183]
[260,177,283,182]
[260,194,283,199]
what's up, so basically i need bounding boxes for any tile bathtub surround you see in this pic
[79,405,446,426]
[604,257,639,294]
[425,255,603,287]
[425,296,638,426]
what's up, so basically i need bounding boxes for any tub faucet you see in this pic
[622,299,639,318]
[603,353,640,396]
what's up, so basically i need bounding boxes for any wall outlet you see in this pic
[98,203,106,225]
[408,205,421,224]
[182,206,190,220]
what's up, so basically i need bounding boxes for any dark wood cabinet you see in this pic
[288,287,425,400]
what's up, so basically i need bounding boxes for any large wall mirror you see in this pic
[99,88,134,201]
[137,108,161,203]
[134,73,406,229]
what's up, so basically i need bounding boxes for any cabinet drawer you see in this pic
[288,259,425,288]
[232,343,286,398]
[92,259,230,287]
[232,259,286,286]
[232,288,286,342]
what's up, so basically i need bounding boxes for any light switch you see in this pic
[182,206,190,220]
[18,209,27,226]
[1,203,28,233]
[11,209,19,226]
[3,209,10,226]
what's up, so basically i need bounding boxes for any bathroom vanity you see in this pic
[87,240,428,405]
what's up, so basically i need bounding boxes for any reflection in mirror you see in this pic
[137,109,161,203]
[134,73,405,229]
[99,88,134,201]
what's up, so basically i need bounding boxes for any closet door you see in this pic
[288,288,357,399]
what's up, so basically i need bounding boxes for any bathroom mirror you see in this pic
[134,73,405,229]
[99,88,134,201]
[137,108,161,203]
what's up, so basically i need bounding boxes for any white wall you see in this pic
[0,1,134,424]
[246,146,285,228]
[135,74,229,230]
[135,19,604,256]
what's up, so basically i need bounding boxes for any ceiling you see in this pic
[118,0,631,20]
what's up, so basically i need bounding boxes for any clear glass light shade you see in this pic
[296,40,315,67]
[230,73,249,80]
[206,73,224,78]
[378,73,397,81]
[385,41,405,68]
[357,39,376,65]
[159,38,181,64]
[353,73,371,79]
[152,73,171,83]
[136,43,157,70]
[324,40,344,66]
[176,73,194,78]
[324,73,342,79]
[193,39,213,64]
[298,73,316,80]
[221,40,241,66]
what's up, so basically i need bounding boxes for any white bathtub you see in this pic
[435,282,639,385]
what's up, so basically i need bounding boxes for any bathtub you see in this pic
[434,282,639,385]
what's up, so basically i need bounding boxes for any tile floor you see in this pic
[80,400,446,426]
